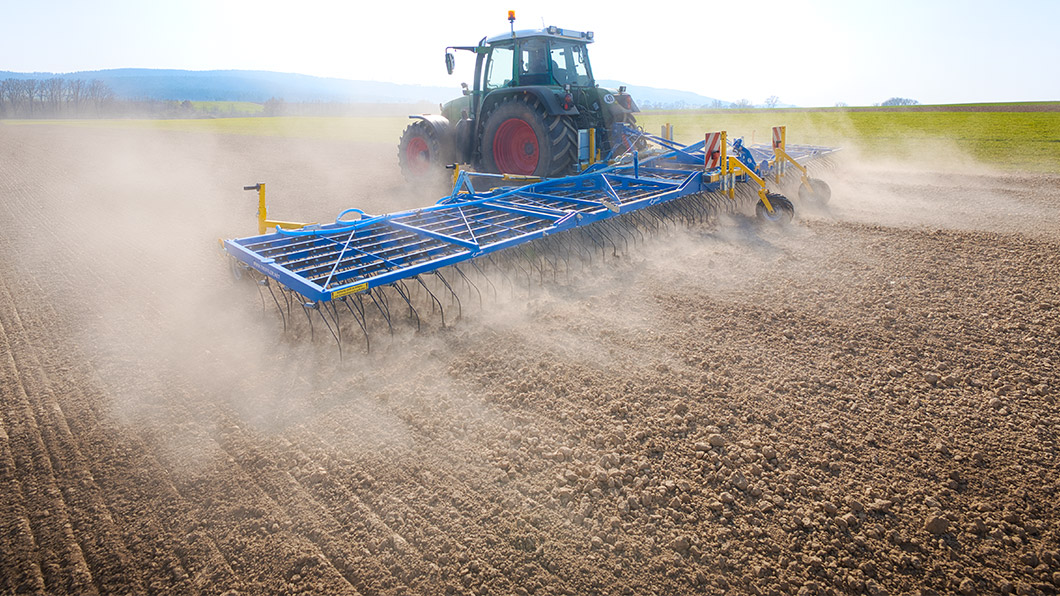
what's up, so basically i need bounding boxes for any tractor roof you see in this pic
[484,26,594,46]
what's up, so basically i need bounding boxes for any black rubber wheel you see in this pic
[756,193,795,224]
[480,94,576,177]
[797,177,831,205]
[398,120,446,182]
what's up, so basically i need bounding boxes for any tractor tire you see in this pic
[755,193,795,224]
[480,95,577,177]
[398,120,447,182]
[797,177,832,205]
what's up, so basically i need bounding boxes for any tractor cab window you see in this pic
[518,38,551,85]
[485,45,515,90]
[549,40,591,87]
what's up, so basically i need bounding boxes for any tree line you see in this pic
[0,78,118,118]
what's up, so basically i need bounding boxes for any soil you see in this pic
[1,123,1058,596]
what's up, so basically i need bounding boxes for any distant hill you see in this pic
[0,69,458,104]
[597,80,728,109]
[0,68,733,108]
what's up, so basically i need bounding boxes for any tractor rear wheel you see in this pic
[480,95,576,177]
[398,120,445,182]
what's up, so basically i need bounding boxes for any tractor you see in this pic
[398,13,640,181]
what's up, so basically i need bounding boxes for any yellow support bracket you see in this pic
[724,155,774,213]
[247,183,310,234]
[773,146,809,183]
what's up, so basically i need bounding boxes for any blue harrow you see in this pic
[223,125,838,354]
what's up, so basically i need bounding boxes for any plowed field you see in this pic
[1,123,1058,595]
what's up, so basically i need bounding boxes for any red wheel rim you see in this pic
[405,136,430,174]
[493,118,538,175]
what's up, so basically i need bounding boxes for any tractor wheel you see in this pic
[755,193,795,224]
[797,177,831,205]
[398,120,445,182]
[480,95,576,177]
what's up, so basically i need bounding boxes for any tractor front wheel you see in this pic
[480,95,576,177]
[398,120,446,182]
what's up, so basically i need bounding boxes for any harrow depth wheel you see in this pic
[798,177,832,205]
[756,194,794,224]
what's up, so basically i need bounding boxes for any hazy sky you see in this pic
[2,0,1058,107]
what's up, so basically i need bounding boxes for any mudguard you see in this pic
[407,114,456,160]
[481,87,580,117]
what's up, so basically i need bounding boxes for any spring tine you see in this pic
[301,300,315,341]
[368,288,393,336]
[582,226,607,258]
[507,251,533,291]
[570,230,593,265]
[604,220,630,254]
[318,301,343,360]
[491,254,517,299]
[469,260,498,301]
[391,282,421,330]
[519,248,544,285]
[433,270,462,320]
[541,242,560,282]
[341,296,370,352]
[376,286,394,325]
[254,279,267,314]
[453,265,483,309]
[275,285,293,322]
[263,280,288,332]
[415,275,445,327]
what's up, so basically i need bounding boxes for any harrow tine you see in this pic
[452,265,483,309]
[318,300,343,360]
[301,299,315,341]
[469,260,498,301]
[263,279,288,333]
[582,226,608,258]
[368,288,394,336]
[341,296,370,352]
[433,270,462,320]
[390,282,421,331]
[604,220,630,254]
[415,275,446,327]
[485,254,517,298]
[507,251,533,292]
[519,248,544,285]
[254,279,267,314]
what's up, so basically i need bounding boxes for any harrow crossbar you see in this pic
[224,130,837,305]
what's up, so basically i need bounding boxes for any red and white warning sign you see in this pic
[704,132,723,169]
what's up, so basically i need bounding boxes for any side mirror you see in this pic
[445,52,455,75]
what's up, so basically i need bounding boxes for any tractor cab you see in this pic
[482,28,595,89]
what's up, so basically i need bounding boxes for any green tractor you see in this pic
[398,16,640,181]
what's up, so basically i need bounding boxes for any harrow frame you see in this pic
[222,125,837,351]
